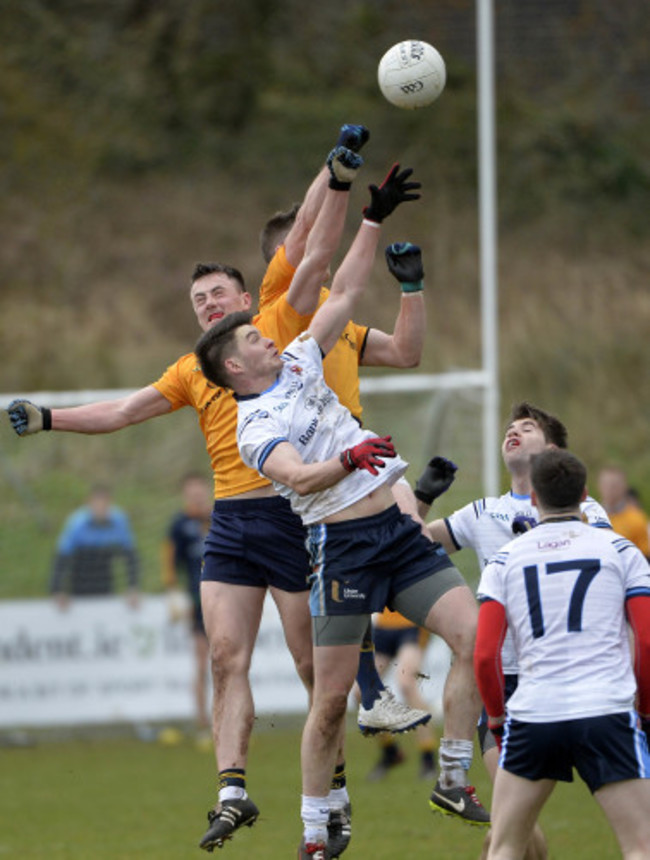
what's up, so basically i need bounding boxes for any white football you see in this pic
[378,40,447,110]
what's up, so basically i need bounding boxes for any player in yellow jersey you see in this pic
[7,127,427,856]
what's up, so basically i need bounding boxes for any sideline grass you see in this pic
[0,715,620,859]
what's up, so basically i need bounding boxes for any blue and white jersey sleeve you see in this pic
[237,406,288,475]
[619,537,650,597]
[581,495,611,529]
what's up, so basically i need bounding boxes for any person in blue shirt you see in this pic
[50,484,140,609]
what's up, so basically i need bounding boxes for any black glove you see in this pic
[336,124,370,153]
[327,146,364,191]
[512,515,537,535]
[7,399,52,436]
[385,242,424,293]
[363,163,421,224]
[340,436,396,476]
[414,456,458,505]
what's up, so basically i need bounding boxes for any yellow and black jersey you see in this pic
[153,296,312,499]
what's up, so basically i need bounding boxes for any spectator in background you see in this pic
[162,472,212,740]
[597,465,650,559]
[50,484,140,609]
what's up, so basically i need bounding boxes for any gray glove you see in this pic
[7,399,52,436]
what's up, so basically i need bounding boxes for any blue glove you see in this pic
[415,456,458,505]
[336,124,370,153]
[327,146,364,191]
[512,515,537,536]
[363,163,421,224]
[385,242,424,293]
[7,399,52,436]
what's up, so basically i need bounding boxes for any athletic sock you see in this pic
[438,738,473,789]
[301,794,330,844]
[356,623,385,708]
[329,762,349,809]
[379,739,402,764]
[218,767,247,802]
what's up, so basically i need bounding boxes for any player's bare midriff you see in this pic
[323,482,395,524]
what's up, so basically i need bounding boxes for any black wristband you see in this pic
[329,177,352,191]
[414,487,434,505]
[42,407,52,431]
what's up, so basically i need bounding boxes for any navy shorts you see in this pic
[373,624,420,659]
[500,711,650,793]
[202,496,310,592]
[306,504,456,617]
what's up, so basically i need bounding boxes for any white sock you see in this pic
[301,794,330,844]
[438,738,473,789]
[328,786,350,810]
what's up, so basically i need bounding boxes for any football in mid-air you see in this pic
[377,40,446,109]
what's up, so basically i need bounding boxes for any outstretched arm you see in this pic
[361,243,427,368]
[283,125,370,268]
[8,385,172,436]
[309,164,421,356]
[284,147,363,317]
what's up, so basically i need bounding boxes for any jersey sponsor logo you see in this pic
[488,512,511,523]
[288,364,303,374]
[198,388,224,413]
[536,536,575,551]
[331,580,366,603]
[298,417,319,446]
[240,409,271,433]
[305,391,336,414]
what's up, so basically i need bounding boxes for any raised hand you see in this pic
[363,163,421,224]
[414,456,458,505]
[385,242,424,292]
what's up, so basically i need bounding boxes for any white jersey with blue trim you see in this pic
[236,333,408,525]
[447,491,611,672]
[477,519,650,722]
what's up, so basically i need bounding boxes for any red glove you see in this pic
[340,436,396,476]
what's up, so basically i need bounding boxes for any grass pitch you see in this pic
[1,714,620,859]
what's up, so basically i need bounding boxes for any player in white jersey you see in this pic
[474,448,650,860]
[195,196,489,856]
[417,402,611,858]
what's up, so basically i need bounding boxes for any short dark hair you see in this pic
[259,203,301,264]
[191,262,246,292]
[531,449,586,511]
[195,310,254,389]
[508,401,568,449]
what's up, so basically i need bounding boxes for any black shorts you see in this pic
[202,497,310,592]
[500,711,650,793]
[372,624,420,659]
